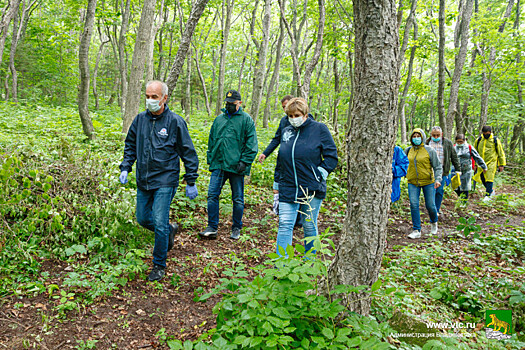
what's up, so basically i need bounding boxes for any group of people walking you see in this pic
[119,81,337,281]
[119,80,507,281]
[391,126,506,239]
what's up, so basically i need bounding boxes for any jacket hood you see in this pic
[410,128,426,146]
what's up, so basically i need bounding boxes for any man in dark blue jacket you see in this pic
[119,80,199,282]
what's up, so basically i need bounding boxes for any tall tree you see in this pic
[250,0,272,124]
[478,0,514,131]
[121,0,157,135]
[0,0,22,67]
[437,0,447,131]
[278,0,325,100]
[166,0,211,99]
[214,0,234,115]
[78,0,98,140]
[325,0,399,314]
[445,0,474,138]
[117,0,131,115]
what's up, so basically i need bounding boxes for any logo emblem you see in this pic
[282,130,293,143]
[158,128,168,137]
[227,92,232,97]
[485,310,512,340]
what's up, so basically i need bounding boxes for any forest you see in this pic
[0,0,524,348]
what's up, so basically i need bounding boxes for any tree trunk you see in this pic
[118,0,131,115]
[93,27,109,110]
[478,0,514,132]
[121,0,156,136]
[6,0,35,102]
[263,16,286,128]
[146,1,164,83]
[332,53,341,135]
[325,0,399,315]
[193,46,212,116]
[445,0,473,139]
[300,0,325,100]
[214,0,233,115]
[184,49,192,123]
[510,0,523,154]
[397,21,417,144]
[0,0,22,67]
[78,0,97,140]
[437,0,447,131]
[166,0,210,101]
[398,0,417,71]
[250,0,272,124]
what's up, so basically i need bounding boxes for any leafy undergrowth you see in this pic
[0,102,524,349]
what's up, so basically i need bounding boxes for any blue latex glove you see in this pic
[317,167,328,181]
[119,171,128,184]
[185,184,198,200]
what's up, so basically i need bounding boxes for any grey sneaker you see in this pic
[408,230,421,239]
[167,222,178,251]
[147,264,165,281]
[230,227,241,240]
[430,222,438,235]
[198,227,217,239]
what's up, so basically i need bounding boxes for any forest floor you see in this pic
[1,178,524,349]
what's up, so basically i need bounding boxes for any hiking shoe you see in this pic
[430,222,438,235]
[198,227,218,239]
[482,196,492,202]
[167,222,178,251]
[230,227,241,240]
[408,230,421,239]
[147,264,165,282]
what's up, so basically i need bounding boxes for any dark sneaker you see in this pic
[147,264,165,281]
[230,227,241,240]
[198,227,217,239]
[167,222,178,251]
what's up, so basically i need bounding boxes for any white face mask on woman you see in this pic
[289,114,305,128]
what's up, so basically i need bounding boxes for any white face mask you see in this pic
[289,116,305,128]
[146,98,162,112]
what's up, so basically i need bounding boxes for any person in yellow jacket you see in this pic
[473,126,506,201]
[404,128,443,239]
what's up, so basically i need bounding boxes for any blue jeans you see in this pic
[408,183,438,231]
[207,169,244,230]
[276,197,323,257]
[136,187,177,268]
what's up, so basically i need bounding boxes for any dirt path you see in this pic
[1,186,523,349]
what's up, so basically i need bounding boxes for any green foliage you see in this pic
[456,216,481,239]
[190,237,394,349]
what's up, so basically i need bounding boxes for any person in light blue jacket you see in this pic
[391,145,409,203]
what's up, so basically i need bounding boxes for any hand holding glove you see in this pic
[273,193,279,215]
[119,171,128,184]
[185,184,198,200]
[236,161,247,174]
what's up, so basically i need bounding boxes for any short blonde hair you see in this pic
[284,97,309,116]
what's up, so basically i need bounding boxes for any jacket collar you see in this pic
[221,106,243,118]
[146,104,170,120]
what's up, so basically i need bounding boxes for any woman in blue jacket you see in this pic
[391,145,409,203]
[276,98,338,256]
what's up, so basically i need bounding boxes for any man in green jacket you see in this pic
[426,126,461,214]
[199,90,258,240]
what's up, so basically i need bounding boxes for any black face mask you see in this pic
[483,133,491,139]
[225,103,237,115]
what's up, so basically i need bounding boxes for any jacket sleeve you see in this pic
[207,119,216,166]
[119,116,138,173]
[240,117,258,165]
[496,140,506,166]
[175,118,199,185]
[471,147,487,170]
[262,117,286,157]
[427,146,443,184]
[318,124,338,173]
[449,140,461,172]
[392,146,409,178]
